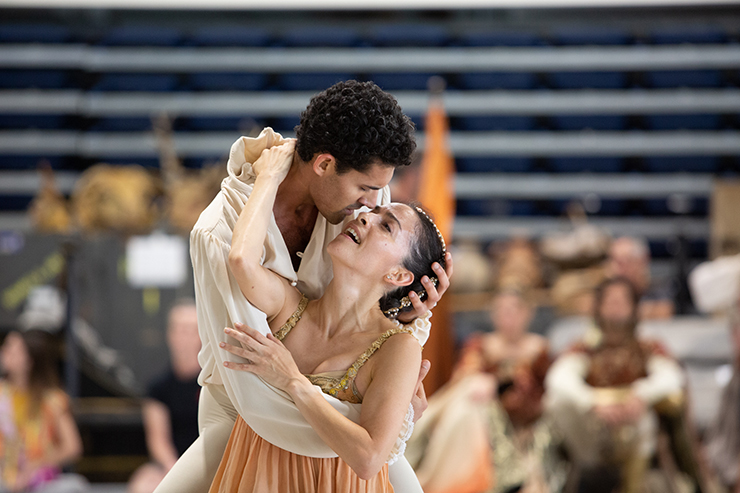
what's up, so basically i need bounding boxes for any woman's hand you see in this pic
[252,140,295,183]
[220,322,306,392]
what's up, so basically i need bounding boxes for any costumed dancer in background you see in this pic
[408,289,565,493]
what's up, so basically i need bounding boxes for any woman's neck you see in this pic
[7,372,28,390]
[312,271,387,338]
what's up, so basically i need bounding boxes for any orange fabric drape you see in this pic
[417,96,456,396]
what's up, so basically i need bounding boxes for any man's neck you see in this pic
[273,157,319,268]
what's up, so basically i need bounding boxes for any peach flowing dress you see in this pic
[209,296,410,493]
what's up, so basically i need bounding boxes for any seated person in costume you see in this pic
[128,300,201,493]
[407,289,565,493]
[545,277,684,493]
[606,237,675,320]
[0,330,87,493]
[211,141,447,492]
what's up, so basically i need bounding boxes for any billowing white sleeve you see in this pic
[632,355,685,405]
[190,227,360,458]
[545,353,596,413]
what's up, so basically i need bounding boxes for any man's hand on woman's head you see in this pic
[398,251,453,324]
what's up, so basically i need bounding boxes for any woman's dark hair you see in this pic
[593,276,640,327]
[379,205,447,319]
[295,80,416,174]
[22,330,60,414]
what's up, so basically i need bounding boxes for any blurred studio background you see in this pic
[1,0,740,491]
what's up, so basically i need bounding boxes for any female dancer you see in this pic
[210,141,446,492]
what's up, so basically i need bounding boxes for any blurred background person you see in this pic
[705,301,740,493]
[546,278,684,493]
[606,237,675,320]
[127,300,201,493]
[0,330,86,493]
[408,289,565,493]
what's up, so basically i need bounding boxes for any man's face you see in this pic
[311,161,395,225]
[598,283,637,346]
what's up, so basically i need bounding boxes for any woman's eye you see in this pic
[383,222,391,232]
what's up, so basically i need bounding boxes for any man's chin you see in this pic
[326,209,354,225]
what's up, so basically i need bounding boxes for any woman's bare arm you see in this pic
[228,141,295,320]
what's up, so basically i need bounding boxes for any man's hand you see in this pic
[398,252,453,324]
[411,360,431,422]
[593,394,646,427]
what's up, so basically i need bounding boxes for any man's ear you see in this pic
[311,153,336,177]
[385,268,414,288]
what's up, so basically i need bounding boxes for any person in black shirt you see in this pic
[128,300,201,493]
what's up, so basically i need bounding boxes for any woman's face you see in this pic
[328,203,418,284]
[0,332,31,378]
[491,294,532,340]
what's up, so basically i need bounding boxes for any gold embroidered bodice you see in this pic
[275,294,413,404]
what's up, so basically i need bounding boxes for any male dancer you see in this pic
[155,81,452,493]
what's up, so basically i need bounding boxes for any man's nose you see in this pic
[359,191,378,209]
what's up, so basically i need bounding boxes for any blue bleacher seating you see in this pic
[550,26,632,46]
[644,70,723,88]
[91,74,180,92]
[98,26,183,46]
[643,156,719,173]
[0,114,69,130]
[95,156,161,168]
[644,114,722,130]
[0,24,72,43]
[456,157,534,173]
[271,116,300,132]
[648,26,728,45]
[0,155,66,170]
[457,199,537,217]
[181,116,264,132]
[182,156,225,168]
[551,198,627,215]
[281,26,361,47]
[643,197,709,215]
[187,73,268,91]
[275,73,355,91]
[367,73,442,91]
[368,24,449,47]
[456,116,536,131]
[457,30,543,47]
[88,117,153,132]
[189,26,271,47]
[547,71,628,89]
[550,115,628,131]
[0,196,33,210]
[548,156,624,173]
[0,70,70,89]
[458,72,538,90]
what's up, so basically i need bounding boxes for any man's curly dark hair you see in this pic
[295,80,416,174]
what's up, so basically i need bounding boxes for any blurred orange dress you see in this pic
[209,297,407,493]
